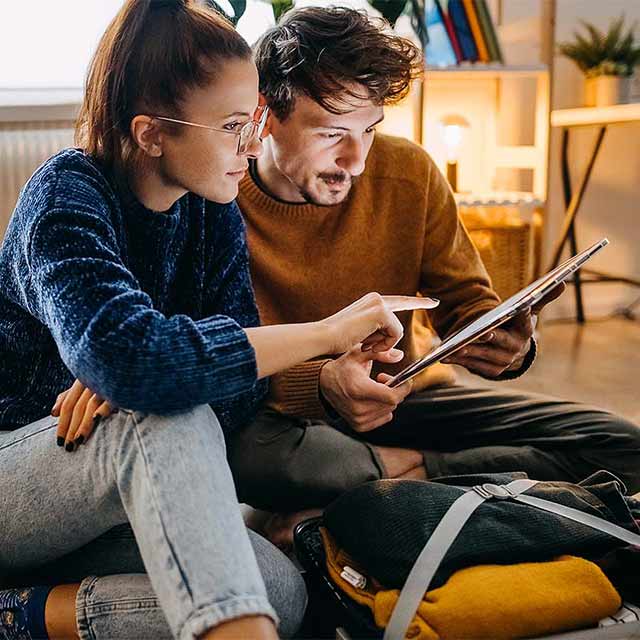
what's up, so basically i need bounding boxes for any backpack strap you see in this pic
[384,479,640,640]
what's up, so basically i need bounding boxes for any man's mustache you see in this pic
[318,172,351,184]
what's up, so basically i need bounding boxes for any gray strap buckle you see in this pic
[473,482,517,500]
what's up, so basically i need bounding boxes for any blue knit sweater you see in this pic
[0,148,267,432]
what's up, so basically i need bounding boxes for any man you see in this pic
[229,6,640,541]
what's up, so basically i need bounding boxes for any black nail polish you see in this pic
[75,435,85,445]
[57,436,65,447]
[65,442,75,452]
[93,415,103,429]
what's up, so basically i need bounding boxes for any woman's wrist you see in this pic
[313,319,336,355]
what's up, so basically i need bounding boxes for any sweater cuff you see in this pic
[268,359,333,420]
[496,337,538,381]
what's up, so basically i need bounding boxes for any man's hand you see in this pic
[319,345,414,432]
[52,379,116,451]
[443,282,566,378]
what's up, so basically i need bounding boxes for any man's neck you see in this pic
[255,141,306,204]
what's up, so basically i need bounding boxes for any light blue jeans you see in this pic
[0,407,307,639]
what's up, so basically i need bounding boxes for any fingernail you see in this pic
[65,442,75,452]
[56,436,65,447]
[93,415,102,429]
[75,435,85,445]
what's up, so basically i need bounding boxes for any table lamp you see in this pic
[440,114,470,192]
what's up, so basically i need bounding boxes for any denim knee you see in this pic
[248,530,307,638]
[127,404,227,453]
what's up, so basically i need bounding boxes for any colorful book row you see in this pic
[425,0,504,67]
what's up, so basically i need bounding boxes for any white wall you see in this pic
[491,0,640,318]
[544,1,640,319]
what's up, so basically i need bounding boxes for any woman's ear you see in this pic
[130,115,163,157]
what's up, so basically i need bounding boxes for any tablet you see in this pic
[387,237,609,388]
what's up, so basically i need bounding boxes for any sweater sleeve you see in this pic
[201,201,268,430]
[265,359,334,420]
[418,159,538,379]
[26,179,259,416]
[419,158,501,338]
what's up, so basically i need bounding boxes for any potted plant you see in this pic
[558,16,640,107]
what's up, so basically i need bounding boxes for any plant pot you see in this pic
[585,75,631,107]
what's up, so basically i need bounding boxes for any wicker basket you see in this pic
[460,206,537,301]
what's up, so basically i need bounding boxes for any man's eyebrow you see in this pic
[315,115,385,131]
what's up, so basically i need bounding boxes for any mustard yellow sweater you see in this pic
[238,134,500,419]
[321,528,621,640]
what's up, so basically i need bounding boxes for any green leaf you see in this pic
[558,15,640,75]
[368,0,408,27]
[272,0,294,22]
[204,0,246,25]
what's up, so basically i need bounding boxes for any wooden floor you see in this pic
[458,316,640,424]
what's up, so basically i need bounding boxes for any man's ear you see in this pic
[130,115,164,157]
[258,94,274,138]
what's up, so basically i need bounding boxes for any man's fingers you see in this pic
[56,380,88,444]
[382,295,439,311]
[377,373,413,398]
[356,376,408,406]
[531,282,566,314]
[447,356,506,379]
[444,347,512,368]
[454,343,518,367]
[485,326,529,353]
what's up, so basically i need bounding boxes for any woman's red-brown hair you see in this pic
[75,0,251,175]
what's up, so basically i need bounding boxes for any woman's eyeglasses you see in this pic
[152,106,269,155]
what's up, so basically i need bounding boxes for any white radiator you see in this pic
[0,121,75,240]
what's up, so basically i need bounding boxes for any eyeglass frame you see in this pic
[150,105,269,155]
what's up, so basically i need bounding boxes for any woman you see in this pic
[0,1,436,639]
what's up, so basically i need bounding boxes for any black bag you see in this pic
[294,472,640,640]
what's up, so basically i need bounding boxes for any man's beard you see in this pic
[298,171,356,206]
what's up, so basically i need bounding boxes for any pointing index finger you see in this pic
[383,296,439,312]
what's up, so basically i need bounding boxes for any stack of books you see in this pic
[425,0,504,67]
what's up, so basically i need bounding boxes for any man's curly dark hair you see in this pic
[253,6,424,120]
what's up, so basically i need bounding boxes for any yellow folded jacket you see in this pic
[321,527,621,640]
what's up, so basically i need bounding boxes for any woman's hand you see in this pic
[322,293,440,355]
[246,293,439,379]
[52,379,116,451]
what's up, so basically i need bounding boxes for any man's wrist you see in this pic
[318,361,341,420]
[500,338,537,380]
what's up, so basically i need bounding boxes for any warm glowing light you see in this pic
[439,114,470,162]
